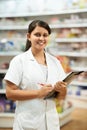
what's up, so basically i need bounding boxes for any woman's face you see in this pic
[27,26,49,51]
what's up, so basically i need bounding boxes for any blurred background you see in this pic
[0,0,87,130]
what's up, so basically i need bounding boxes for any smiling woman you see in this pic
[26,20,51,65]
[4,20,67,130]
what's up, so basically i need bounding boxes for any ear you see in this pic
[27,33,31,40]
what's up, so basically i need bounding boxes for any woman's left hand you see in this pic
[54,81,67,100]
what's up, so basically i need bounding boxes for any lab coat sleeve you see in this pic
[4,55,23,87]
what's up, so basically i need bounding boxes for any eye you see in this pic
[43,34,49,37]
[34,33,41,37]
[34,33,49,37]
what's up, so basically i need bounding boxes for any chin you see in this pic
[37,46,45,50]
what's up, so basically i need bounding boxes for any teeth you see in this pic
[39,42,44,45]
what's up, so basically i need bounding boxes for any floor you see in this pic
[0,108,87,130]
[61,108,87,130]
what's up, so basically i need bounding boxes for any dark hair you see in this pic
[25,20,51,51]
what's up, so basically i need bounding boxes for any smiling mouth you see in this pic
[38,42,45,45]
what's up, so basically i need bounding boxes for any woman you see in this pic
[4,20,67,130]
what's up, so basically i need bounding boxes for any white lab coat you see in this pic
[4,48,66,130]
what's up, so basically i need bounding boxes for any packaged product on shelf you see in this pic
[0,94,16,113]
[54,98,72,113]
[0,74,5,89]
[0,38,14,51]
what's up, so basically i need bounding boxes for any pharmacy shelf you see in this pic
[0,89,6,94]
[0,25,27,30]
[0,113,14,128]
[0,69,7,73]
[71,81,87,86]
[68,95,87,100]
[0,51,22,56]
[50,23,87,28]
[59,107,74,127]
[47,49,87,57]
[55,38,87,42]
[67,95,87,109]
[0,23,87,30]
[71,67,87,71]
[0,8,87,18]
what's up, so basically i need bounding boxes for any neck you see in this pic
[31,48,44,57]
[31,48,46,65]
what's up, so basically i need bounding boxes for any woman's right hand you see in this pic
[38,84,53,98]
[54,81,67,100]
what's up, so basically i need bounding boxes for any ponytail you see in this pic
[25,39,31,51]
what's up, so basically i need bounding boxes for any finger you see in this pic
[38,83,45,87]
[47,84,52,87]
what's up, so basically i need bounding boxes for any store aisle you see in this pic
[0,108,87,130]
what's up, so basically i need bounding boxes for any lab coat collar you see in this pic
[26,48,47,61]
[26,48,36,61]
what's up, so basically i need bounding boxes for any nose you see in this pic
[39,35,45,40]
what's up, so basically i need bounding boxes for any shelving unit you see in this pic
[46,9,87,109]
[0,113,14,128]
[48,8,87,99]
[59,107,74,127]
[0,0,87,127]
